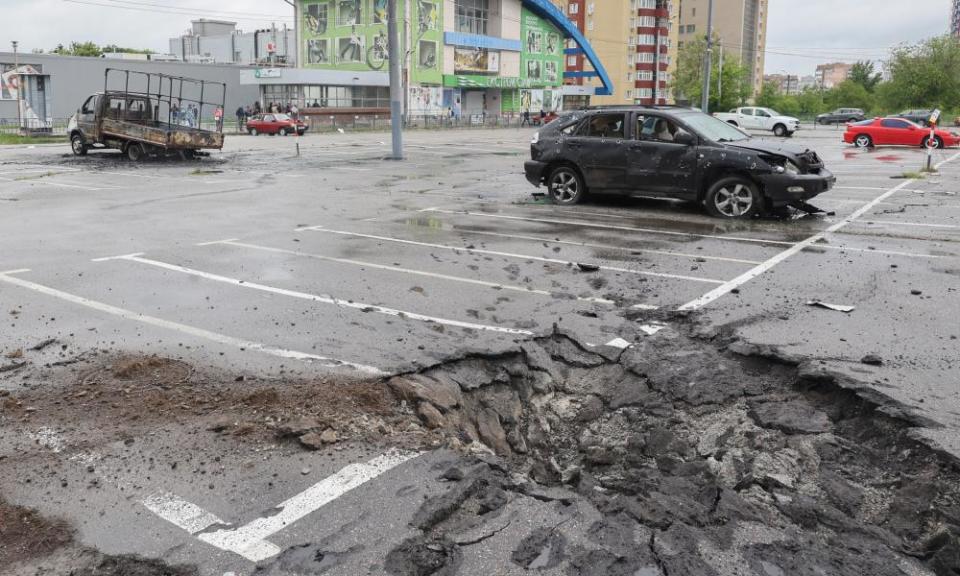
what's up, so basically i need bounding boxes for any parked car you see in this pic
[712,107,801,137]
[246,113,308,136]
[844,117,960,149]
[895,109,934,127]
[524,106,835,219]
[816,108,866,125]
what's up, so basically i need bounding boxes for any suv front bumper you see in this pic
[759,168,836,206]
[524,160,548,186]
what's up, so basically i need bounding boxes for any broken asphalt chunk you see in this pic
[576,263,600,272]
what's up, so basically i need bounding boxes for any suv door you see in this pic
[77,95,99,141]
[566,113,627,191]
[627,114,699,199]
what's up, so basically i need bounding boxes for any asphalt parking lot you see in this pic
[2,125,959,575]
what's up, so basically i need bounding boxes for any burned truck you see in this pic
[67,69,226,160]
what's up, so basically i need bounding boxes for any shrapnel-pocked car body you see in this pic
[524,106,836,219]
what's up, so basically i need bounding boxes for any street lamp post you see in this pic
[12,41,22,134]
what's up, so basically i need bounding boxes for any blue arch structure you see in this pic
[521,0,613,96]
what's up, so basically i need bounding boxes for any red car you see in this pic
[246,113,308,136]
[844,117,960,149]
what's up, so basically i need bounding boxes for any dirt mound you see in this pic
[0,499,73,566]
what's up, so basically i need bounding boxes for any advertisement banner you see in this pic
[1,64,42,100]
[454,47,499,75]
[408,86,444,115]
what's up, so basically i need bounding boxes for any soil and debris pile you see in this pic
[383,331,960,576]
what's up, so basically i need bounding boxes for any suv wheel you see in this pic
[70,134,88,156]
[280,127,289,136]
[705,176,761,219]
[547,166,585,205]
[249,128,258,136]
[773,124,787,137]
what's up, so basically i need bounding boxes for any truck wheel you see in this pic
[248,128,258,136]
[773,124,787,137]
[705,176,761,219]
[126,143,145,161]
[547,166,585,206]
[70,134,88,156]
[854,134,873,148]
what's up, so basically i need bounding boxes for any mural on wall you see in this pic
[455,48,499,75]
[408,86,444,115]
[1,64,41,100]
[520,8,563,88]
[300,0,441,84]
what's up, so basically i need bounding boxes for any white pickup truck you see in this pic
[713,107,801,137]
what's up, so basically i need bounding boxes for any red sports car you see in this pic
[246,113,308,136]
[844,117,960,149]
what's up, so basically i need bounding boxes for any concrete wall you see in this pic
[0,52,259,120]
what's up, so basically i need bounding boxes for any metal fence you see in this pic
[0,118,72,136]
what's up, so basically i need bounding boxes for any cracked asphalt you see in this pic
[1,125,958,575]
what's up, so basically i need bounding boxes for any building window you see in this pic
[567,56,578,66]
[568,3,578,14]
[456,0,489,35]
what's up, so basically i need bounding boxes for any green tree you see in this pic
[825,80,874,112]
[879,35,960,112]
[51,41,103,57]
[672,35,751,112]
[102,44,155,55]
[848,60,882,92]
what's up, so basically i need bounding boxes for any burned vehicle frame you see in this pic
[67,68,227,161]
[524,106,836,218]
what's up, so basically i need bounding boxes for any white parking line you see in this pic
[854,219,960,230]
[0,175,113,191]
[196,451,419,562]
[679,150,960,311]
[205,239,615,305]
[454,228,763,265]
[297,226,726,285]
[97,254,535,336]
[0,270,384,375]
[419,208,796,247]
[141,491,229,535]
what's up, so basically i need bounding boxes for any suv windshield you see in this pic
[684,113,751,142]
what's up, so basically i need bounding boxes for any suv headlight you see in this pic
[530,132,540,145]
[784,160,801,175]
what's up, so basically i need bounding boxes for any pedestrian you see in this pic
[214,106,224,132]
[170,101,180,125]
[290,102,299,120]
[285,102,292,115]
[236,105,245,132]
[521,109,531,127]
[254,101,262,114]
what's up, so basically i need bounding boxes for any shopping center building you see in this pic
[241,0,612,119]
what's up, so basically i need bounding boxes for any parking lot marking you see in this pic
[103,254,536,336]
[0,176,112,191]
[207,239,616,305]
[141,491,230,535]
[855,220,960,230]
[677,152,960,312]
[0,270,384,375]
[455,228,764,265]
[297,226,726,285]
[196,451,419,562]
[419,208,797,247]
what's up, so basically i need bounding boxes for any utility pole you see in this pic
[717,42,723,103]
[12,41,22,134]
[700,0,714,113]
[388,0,404,159]
[281,0,298,67]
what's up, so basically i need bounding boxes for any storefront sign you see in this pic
[443,74,557,89]
[254,68,283,79]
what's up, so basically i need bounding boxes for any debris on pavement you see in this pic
[806,300,856,313]
[576,263,600,272]
[861,354,884,366]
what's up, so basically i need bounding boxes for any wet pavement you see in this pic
[1,126,959,575]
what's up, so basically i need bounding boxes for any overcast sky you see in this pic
[0,0,954,76]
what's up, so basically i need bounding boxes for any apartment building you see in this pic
[815,62,852,89]
[560,0,676,106]
[676,0,767,97]
[952,0,959,37]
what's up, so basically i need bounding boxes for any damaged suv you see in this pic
[524,106,836,218]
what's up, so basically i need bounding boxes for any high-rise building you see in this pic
[560,0,675,106]
[815,62,852,89]
[676,0,768,97]
[952,0,960,37]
